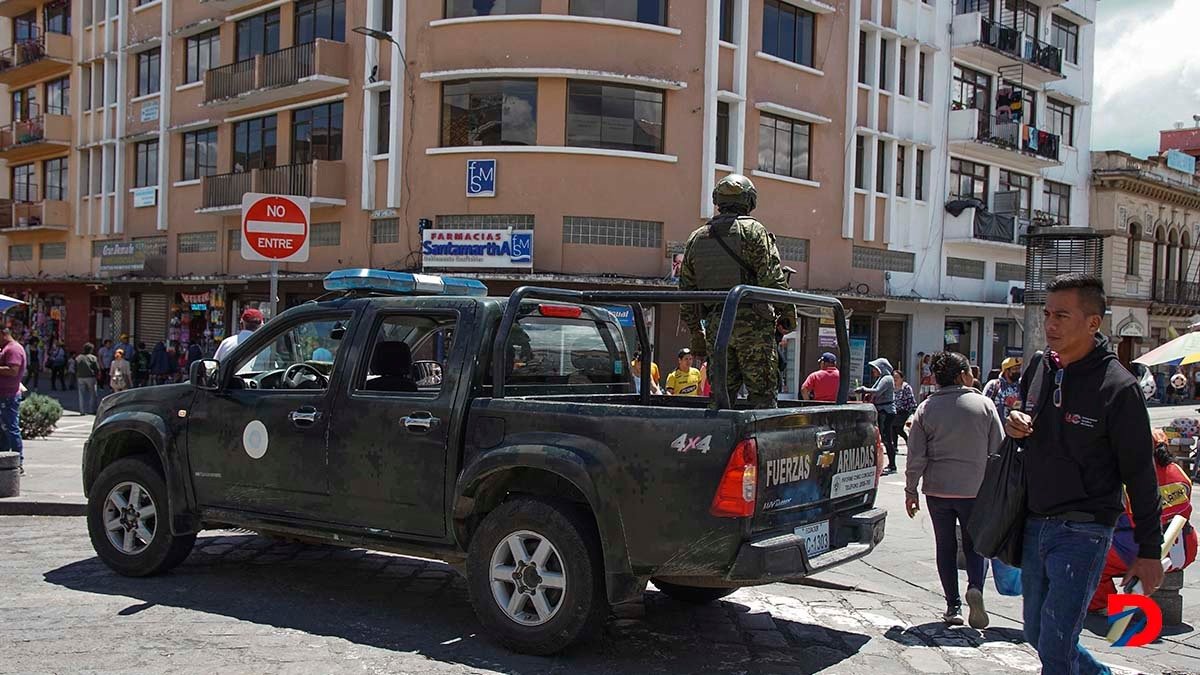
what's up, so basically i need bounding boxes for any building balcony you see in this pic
[203,40,350,110]
[0,112,72,162]
[0,30,72,86]
[951,12,1065,85]
[942,202,1028,259]
[0,190,71,234]
[198,160,348,213]
[948,107,1062,169]
[1153,280,1200,307]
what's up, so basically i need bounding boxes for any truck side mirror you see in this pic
[191,359,221,391]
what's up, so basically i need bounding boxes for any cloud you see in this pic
[1093,0,1200,158]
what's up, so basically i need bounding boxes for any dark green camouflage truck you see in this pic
[81,269,887,655]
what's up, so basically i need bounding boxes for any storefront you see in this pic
[0,282,95,350]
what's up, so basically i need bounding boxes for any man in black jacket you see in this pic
[1007,274,1162,674]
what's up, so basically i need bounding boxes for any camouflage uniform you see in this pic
[680,175,795,408]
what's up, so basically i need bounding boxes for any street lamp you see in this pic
[352,26,398,47]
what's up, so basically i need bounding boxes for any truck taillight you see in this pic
[710,438,758,518]
[538,304,583,319]
[874,426,885,481]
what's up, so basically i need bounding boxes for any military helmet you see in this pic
[713,174,758,213]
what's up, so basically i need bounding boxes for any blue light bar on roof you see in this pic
[323,268,489,297]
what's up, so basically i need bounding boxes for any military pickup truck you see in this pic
[83,268,886,655]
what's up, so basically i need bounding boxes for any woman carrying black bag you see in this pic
[904,352,1005,628]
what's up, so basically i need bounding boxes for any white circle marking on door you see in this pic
[243,420,269,459]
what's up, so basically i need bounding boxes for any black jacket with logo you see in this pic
[1020,334,1163,559]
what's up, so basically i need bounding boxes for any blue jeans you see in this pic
[0,395,21,464]
[1022,516,1114,675]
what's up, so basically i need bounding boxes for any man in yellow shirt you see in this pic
[631,352,662,394]
[665,348,702,396]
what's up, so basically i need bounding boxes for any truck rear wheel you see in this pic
[652,579,738,604]
[86,456,196,577]
[466,498,606,655]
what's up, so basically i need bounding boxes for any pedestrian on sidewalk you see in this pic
[918,352,935,402]
[97,339,115,392]
[75,343,100,416]
[109,349,131,393]
[855,357,897,474]
[48,339,67,391]
[23,336,43,391]
[801,352,841,402]
[982,357,1023,419]
[905,351,1003,628]
[0,328,28,473]
[891,370,916,444]
[66,350,77,390]
[149,341,171,385]
[1006,274,1163,674]
[132,342,151,388]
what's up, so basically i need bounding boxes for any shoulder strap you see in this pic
[708,219,757,284]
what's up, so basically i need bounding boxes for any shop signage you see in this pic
[98,241,146,272]
[140,99,159,123]
[1116,313,1147,338]
[818,326,838,348]
[240,193,310,263]
[599,305,636,327]
[466,159,496,197]
[132,186,157,208]
[422,229,532,269]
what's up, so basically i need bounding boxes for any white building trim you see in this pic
[226,0,288,23]
[428,14,683,36]
[387,1,406,209]
[419,67,688,90]
[700,0,719,219]
[754,51,824,77]
[425,146,679,164]
[222,93,348,123]
[156,0,172,231]
[755,102,833,125]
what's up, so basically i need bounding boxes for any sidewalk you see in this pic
[0,382,96,516]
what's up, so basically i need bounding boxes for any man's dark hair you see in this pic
[931,351,970,387]
[83,342,94,355]
[1046,273,1107,317]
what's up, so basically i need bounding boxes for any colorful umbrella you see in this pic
[1133,330,1200,366]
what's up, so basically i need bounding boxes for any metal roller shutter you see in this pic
[136,294,168,345]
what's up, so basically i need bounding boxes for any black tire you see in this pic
[87,456,196,577]
[466,498,607,655]
[651,579,738,604]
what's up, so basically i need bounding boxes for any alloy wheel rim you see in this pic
[489,529,567,626]
[103,481,157,556]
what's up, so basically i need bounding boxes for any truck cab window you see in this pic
[500,312,629,387]
[360,315,456,394]
[232,316,349,390]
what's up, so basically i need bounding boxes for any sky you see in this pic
[1092,0,1200,158]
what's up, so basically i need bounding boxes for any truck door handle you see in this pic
[402,411,440,432]
[288,407,322,427]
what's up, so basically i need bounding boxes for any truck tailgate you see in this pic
[752,404,881,550]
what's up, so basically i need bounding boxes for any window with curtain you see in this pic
[569,0,665,25]
[44,157,68,201]
[443,79,538,147]
[137,49,161,96]
[46,77,69,115]
[447,0,541,18]
[185,30,220,84]
[567,81,663,153]
[236,9,281,61]
[295,0,346,45]
[182,128,218,181]
[134,140,159,188]
[762,0,815,67]
[233,115,277,171]
[757,113,811,180]
[950,157,988,202]
[292,101,345,163]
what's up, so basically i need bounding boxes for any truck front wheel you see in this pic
[651,579,738,604]
[466,498,606,655]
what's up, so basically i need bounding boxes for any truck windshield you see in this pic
[502,315,629,387]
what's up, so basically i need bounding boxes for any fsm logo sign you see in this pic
[467,159,496,197]
[1106,594,1163,647]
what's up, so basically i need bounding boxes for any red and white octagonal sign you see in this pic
[241,193,311,263]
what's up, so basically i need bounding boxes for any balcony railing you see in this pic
[204,41,341,105]
[201,161,340,209]
[1154,280,1200,306]
[257,162,312,198]
[0,28,46,73]
[202,171,253,210]
[261,43,315,90]
[204,58,255,103]
[0,105,47,150]
[979,112,1061,162]
[977,16,1064,75]
[0,199,12,230]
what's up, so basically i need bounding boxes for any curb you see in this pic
[0,501,86,516]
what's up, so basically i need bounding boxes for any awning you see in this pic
[0,294,25,313]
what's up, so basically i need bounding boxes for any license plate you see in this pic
[795,521,830,558]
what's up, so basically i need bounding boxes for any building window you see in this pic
[442,79,538,147]
[996,262,1026,283]
[998,169,1032,216]
[915,148,925,201]
[895,144,906,197]
[999,82,1036,126]
[1127,223,1141,276]
[1046,97,1074,146]
[776,235,809,262]
[81,67,92,111]
[372,218,400,244]
[569,0,665,25]
[178,231,219,254]
[852,245,915,272]
[436,214,534,229]
[757,113,811,180]
[899,45,909,96]
[233,115,277,171]
[1050,15,1079,65]
[878,38,889,90]
[952,65,992,113]
[566,81,663,154]
[79,151,90,197]
[950,157,988,202]
[716,100,730,166]
[40,242,66,260]
[44,0,70,35]
[137,49,161,97]
[11,87,36,122]
[295,0,346,45]
[376,88,391,152]
[562,216,662,248]
[854,135,865,189]
[447,0,540,18]
[762,0,815,68]
[311,222,340,247]
[292,101,344,163]
[875,140,886,192]
[9,245,33,263]
[236,9,281,61]
[720,0,734,42]
[918,51,928,102]
[134,140,159,188]
[185,30,220,84]
[1044,180,1070,225]
[13,10,35,41]
[12,164,36,202]
[857,31,868,84]
[182,128,218,181]
[46,77,69,115]
[999,0,1038,35]
[44,157,68,201]
[947,257,986,280]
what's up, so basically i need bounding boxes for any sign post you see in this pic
[241,193,311,319]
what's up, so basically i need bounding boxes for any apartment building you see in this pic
[0,0,856,364]
[846,0,1096,378]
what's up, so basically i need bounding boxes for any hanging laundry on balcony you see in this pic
[996,88,1023,123]
[1025,125,1038,152]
